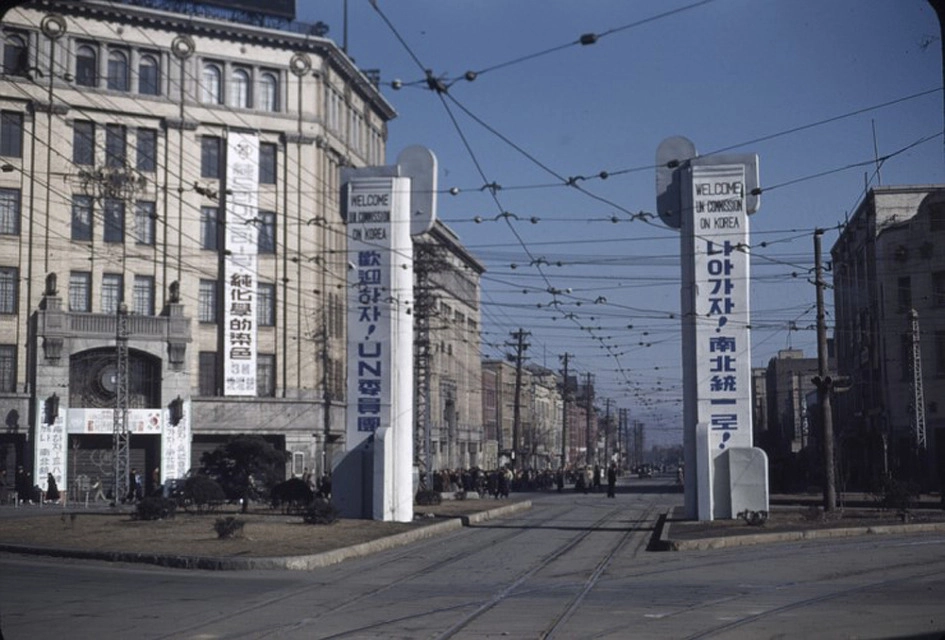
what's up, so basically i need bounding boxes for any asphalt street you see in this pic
[1,480,944,639]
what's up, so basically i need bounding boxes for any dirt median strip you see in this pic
[0,500,532,570]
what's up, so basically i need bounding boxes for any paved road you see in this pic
[2,480,944,639]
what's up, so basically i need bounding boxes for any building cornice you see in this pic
[25,0,397,120]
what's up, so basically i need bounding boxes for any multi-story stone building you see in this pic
[525,363,562,469]
[762,348,824,491]
[831,185,945,490]
[415,221,484,472]
[481,359,565,470]
[0,0,394,498]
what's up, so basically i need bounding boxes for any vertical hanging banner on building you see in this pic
[35,397,66,493]
[692,164,752,453]
[224,132,259,396]
[162,401,191,485]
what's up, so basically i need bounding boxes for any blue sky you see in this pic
[300,0,943,446]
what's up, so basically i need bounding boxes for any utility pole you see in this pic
[812,229,837,512]
[604,398,612,462]
[584,372,595,465]
[320,314,333,478]
[618,408,628,470]
[559,353,572,469]
[508,329,530,468]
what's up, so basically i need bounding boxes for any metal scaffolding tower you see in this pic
[909,309,927,451]
[413,243,445,486]
[113,303,130,503]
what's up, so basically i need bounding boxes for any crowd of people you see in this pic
[424,463,622,499]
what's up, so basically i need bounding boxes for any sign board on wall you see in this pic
[224,132,259,396]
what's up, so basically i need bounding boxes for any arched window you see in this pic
[75,44,97,87]
[201,63,222,104]
[107,49,129,91]
[137,54,160,95]
[230,68,250,108]
[2,33,28,77]
[259,72,278,112]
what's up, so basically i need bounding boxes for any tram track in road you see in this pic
[309,501,650,640]
[156,500,576,640]
[426,497,664,640]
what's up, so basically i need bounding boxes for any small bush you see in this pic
[878,476,919,513]
[213,516,245,539]
[134,497,177,521]
[415,489,441,506]
[270,477,314,514]
[302,497,340,525]
[181,474,226,514]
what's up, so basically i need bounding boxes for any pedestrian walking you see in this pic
[45,472,60,504]
[606,463,617,498]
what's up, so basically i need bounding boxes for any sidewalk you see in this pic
[656,493,945,551]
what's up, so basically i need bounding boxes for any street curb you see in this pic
[0,500,532,571]
[657,510,945,551]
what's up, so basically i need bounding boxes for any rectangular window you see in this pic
[257,353,275,397]
[137,53,160,95]
[107,49,129,92]
[931,204,945,232]
[198,351,219,396]
[257,282,275,326]
[101,273,122,315]
[0,111,23,157]
[259,142,277,184]
[105,123,126,168]
[71,195,93,241]
[134,200,155,245]
[897,276,911,312]
[68,271,91,312]
[103,198,124,243]
[136,128,157,172]
[0,187,20,235]
[933,271,945,308]
[0,267,17,314]
[73,121,94,166]
[327,88,342,131]
[936,330,945,377]
[2,34,28,77]
[0,344,15,393]
[200,206,218,250]
[75,44,97,87]
[132,275,154,316]
[258,210,275,253]
[200,135,221,179]
[198,279,217,323]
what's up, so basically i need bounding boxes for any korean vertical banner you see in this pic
[691,164,752,453]
[224,132,259,396]
[345,178,395,449]
[34,396,66,493]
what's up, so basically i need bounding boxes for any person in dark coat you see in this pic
[45,472,60,503]
[15,465,30,503]
[606,463,617,498]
